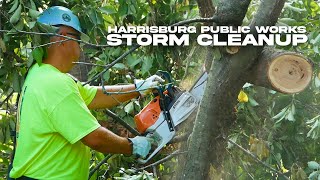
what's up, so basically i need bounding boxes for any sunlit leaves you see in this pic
[306,115,320,139]
[272,103,296,123]
[100,6,117,15]
[308,161,320,170]
[32,47,43,65]
[249,135,270,160]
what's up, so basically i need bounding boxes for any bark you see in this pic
[179,0,286,179]
[216,0,251,26]
[195,0,216,71]
[69,52,91,82]
[248,48,313,94]
[196,0,215,20]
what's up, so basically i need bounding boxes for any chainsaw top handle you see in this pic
[155,70,174,96]
[156,70,173,84]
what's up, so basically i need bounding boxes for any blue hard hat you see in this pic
[37,6,82,33]
[37,6,90,41]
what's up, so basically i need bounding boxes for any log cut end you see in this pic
[268,54,312,94]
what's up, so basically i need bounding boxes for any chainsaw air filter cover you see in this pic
[134,96,161,134]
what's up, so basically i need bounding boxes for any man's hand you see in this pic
[135,75,165,96]
[128,136,152,158]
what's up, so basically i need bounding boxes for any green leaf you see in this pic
[29,9,41,19]
[287,110,295,121]
[307,119,320,139]
[227,134,239,149]
[100,6,117,15]
[128,5,136,14]
[141,57,153,75]
[285,3,306,13]
[118,3,128,17]
[12,71,20,92]
[10,4,22,24]
[124,102,134,114]
[15,19,24,31]
[272,107,288,120]
[27,52,34,67]
[111,47,121,57]
[88,9,97,24]
[32,47,43,65]
[311,34,320,45]
[58,0,67,3]
[36,22,59,33]
[309,171,319,180]
[278,18,297,26]
[30,0,36,10]
[0,37,6,53]
[8,0,19,14]
[249,97,259,107]
[113,63,126,70]
[308,161,320,170]
[0,67,7,77]
[127,55,141,68]
[310,1,319,12]
[28,21,36,29]
[102,70,110,81]
[315,76,320,87]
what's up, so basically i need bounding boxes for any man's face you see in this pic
[63,26,81,62]
[54,26,82,63]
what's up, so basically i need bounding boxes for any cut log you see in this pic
[249,48,313,94]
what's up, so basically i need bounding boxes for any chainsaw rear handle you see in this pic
[137,127,175,164]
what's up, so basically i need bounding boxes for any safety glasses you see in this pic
[66,32,81,41]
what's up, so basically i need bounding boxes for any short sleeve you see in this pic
[77,82,98,106]
[49,92,100,144]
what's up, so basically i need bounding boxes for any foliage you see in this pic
[0,0,201,179]
[220,1,320,179]
[1,0,320,179]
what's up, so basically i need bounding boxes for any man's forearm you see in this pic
[88,84,140,109]
[81,126,132,154]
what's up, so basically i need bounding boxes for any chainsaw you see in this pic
[134,70,208,164]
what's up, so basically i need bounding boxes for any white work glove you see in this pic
[128,136,152,158]
[134,75,165,96]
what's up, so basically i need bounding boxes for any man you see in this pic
[9,6,163,179]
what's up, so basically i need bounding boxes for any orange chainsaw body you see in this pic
[134,96,161,134]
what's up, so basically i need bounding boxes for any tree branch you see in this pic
[0,90,14,107]
[137,150,187,170]
[88,154,112,179]
[72,61,111,68]
[225,137,290,180]
[105,109,141,136]
[171,17,217,26]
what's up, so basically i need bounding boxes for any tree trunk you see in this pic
[249,48,313,94]
[178,1,286,179]
[69,52,91,82]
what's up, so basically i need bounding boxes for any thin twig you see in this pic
[152,166,158,178]
[170,16,217,26]
[182,46,197,80]
[72,62,110,68]
[137,150,187,170]
[225,137,290,180]
[0,90,14,107]
[88,154,112,179]
[167,133,189,145]
[83,45,140,85]
[31,39,69,49]
[105,109,140,136]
